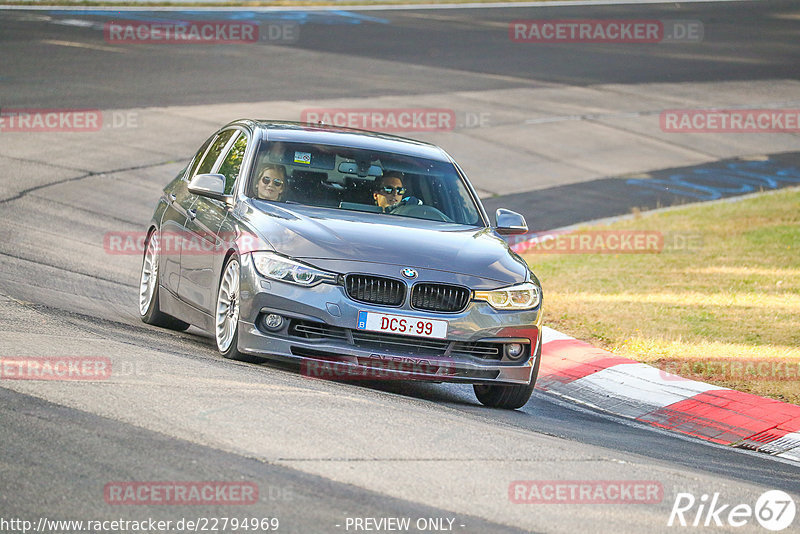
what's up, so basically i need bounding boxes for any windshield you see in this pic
[248,141,484,226]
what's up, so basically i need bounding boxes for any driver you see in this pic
[373,171,406,211]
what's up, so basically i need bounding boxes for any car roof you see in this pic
[240,120,452,162]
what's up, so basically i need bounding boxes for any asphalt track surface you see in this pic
[1,2,800,533]
[0,1,799,108]
[483,151,800,230]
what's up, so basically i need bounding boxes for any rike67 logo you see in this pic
[668,490,796,531]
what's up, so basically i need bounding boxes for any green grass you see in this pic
[523,188,800,404]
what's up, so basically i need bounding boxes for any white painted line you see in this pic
[553,375,660,419]
[41,39,126,53]
[776,448,800,462]
[541,325,575,344]
[761,431,800,455]
[571,362,727,410]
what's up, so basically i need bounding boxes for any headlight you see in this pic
[251,252,337,287]
[473,282,541,310]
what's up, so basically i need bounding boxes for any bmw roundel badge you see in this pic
[401,268,418,279]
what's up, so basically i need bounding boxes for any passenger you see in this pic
[256,164,287,201]
[373,171,406,210]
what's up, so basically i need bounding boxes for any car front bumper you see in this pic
[236,254,542,385]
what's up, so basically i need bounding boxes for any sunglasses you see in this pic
[380,186,406,195]
[261,177,284,187]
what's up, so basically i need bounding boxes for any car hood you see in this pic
[243,201,528,285]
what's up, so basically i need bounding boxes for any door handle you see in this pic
[187,208,197,221]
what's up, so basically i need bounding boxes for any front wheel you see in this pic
[215,255,260,363]
[473,340,541,409]
[473,382,535,410]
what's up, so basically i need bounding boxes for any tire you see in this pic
[215,255,261,363]
[473,339,542,410]
[139,230,191,331]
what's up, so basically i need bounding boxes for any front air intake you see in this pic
[411,283,471,313]
[344,274,405,307]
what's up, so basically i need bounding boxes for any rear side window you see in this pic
[217,133,248,195]
[185,135,214,181]
[195,129,236,177]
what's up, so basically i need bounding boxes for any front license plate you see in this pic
[356,311,448,339]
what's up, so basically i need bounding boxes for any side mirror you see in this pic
[188,173,231,203]
[495,208,528,235]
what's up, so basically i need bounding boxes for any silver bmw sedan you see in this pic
[139,120,543,409]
